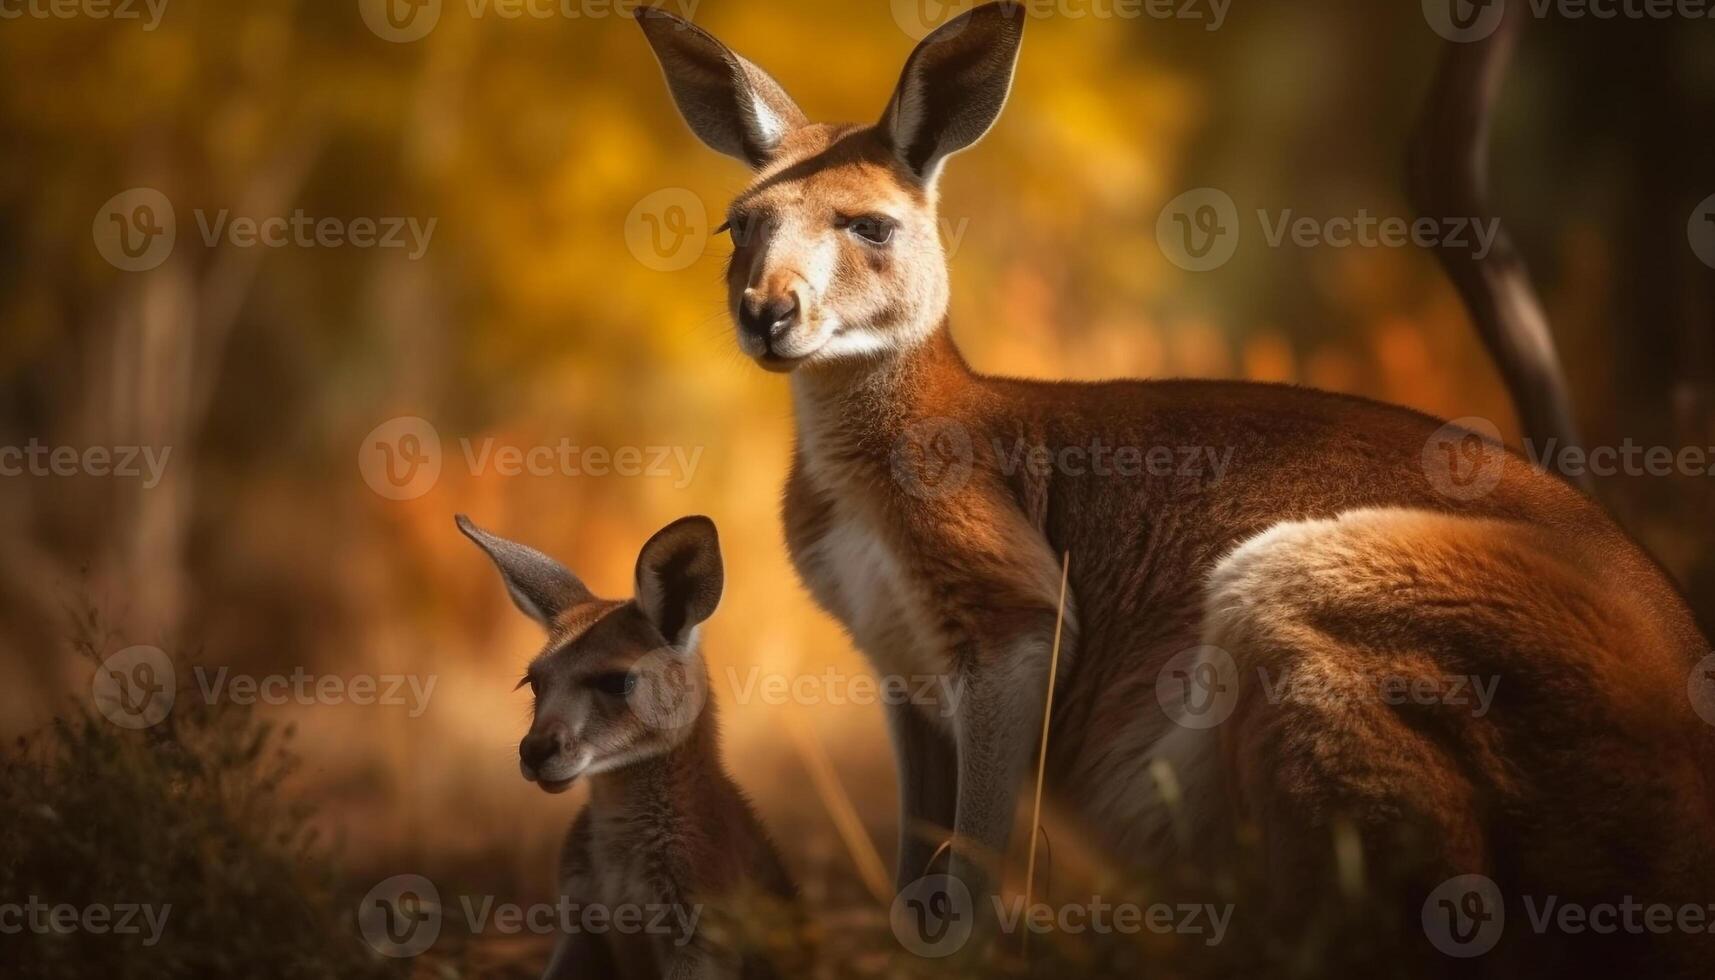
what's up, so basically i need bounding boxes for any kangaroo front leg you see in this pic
[947,637,1054,913]
[886,700,959,890]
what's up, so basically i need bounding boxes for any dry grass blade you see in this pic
[782,709,894,905]
[1022,550,1071,955]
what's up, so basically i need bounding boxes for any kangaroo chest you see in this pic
[585,809,693,971]
[589,825,668,914]
[786,465,951,693]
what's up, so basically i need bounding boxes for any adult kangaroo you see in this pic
[636,3,1715,973]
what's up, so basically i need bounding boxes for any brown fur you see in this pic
[459,517,804,979]
[546,625,803,980]
[784,328,1715,974]
[637,3,1715,971]
[1206,508,1715,976]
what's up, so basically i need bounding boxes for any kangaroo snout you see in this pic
[738,286,802,350]
[519,721,573,786]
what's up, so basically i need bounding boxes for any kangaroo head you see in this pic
[636,2,1024,373]
[457,514,723,794]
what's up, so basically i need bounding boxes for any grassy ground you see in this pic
[2,616,1432,979]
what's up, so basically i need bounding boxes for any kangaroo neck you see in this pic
[586,695,722,815]
[788,321,974,457]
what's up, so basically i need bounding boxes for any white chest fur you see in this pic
[795,504,947,688]
[790,383,957,711]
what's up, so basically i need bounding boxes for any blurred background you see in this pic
[1,0,1713,973]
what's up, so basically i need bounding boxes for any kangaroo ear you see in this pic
[456,515,593,631]
[879,1,1025,182]
[634,516,723,650]
[634,8,807,169]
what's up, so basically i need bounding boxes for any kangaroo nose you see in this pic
[520,722,567,774]
[739,292,800,343]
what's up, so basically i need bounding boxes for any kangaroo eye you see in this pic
[587,672,636,697]
[724,213,769,247]
[847,215,895,246]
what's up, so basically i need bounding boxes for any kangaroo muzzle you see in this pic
[519,720,580,792]
[738,288,801,348]
[737,274,820,369]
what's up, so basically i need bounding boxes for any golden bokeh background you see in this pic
[3,0,1712,939]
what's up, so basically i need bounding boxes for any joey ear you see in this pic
[456,515,593,631]
[634,516,723,649]
[634,7,807,169]
[879,1,1025,182]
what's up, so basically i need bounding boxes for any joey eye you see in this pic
[517,674,540,696]
[587,672,637,697]
[846,215,896,246]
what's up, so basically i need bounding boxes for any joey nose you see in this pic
[520,723,566,773]
[739,292,800,344]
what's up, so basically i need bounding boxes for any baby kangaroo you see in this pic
[457,514,803,980]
